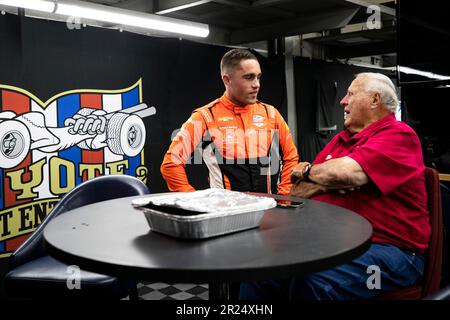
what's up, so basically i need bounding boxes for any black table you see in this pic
[43,193,372,300]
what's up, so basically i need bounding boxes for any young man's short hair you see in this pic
[220,49,258,75]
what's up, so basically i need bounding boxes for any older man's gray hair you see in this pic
[357,73,399,113]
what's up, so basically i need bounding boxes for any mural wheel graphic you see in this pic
[0,120,31,169]
[107,113,146,157]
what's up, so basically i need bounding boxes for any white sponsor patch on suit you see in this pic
[253,114,265,127]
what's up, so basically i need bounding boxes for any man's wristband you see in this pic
[302,163,313,181]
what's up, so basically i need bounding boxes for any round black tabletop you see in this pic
[43,194,372,283]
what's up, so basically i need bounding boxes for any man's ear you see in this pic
[371,92,381,109]
[222,73,230,86]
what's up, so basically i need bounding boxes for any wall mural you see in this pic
[0,79,155,257]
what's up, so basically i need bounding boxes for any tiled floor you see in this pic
[137,282,209,300]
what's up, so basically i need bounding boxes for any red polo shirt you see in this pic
[312,114,430,253]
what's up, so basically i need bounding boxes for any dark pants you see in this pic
[240,243,425,300]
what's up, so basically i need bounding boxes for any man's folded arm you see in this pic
[308,156,369,189]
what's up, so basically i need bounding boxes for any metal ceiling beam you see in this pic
[211,0,252,9]
[113,0,155,12]
[327,40,396,58]
[345,0,395,16]
[168,10,246,28]
[199,5,295,20]
[252,0,295,7]
[306,25,396,44]
[196,7,239,20]
[154,0,212,15]
[229,8,359,44]
[381,54,396,68]
[256,7,296,18]
[212,0,295,16]
[87,0,122,4]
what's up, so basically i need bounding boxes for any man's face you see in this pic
[339,77,372,133]
[223,59,261,106]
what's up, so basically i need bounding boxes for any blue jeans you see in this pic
[240,243,425,300]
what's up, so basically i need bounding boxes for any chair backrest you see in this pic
[421,167,444,296]
[440,183,450,285]
[9,174,150,269]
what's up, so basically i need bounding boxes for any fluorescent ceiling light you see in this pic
[56,0,209,37]
[0,0,209,38]
[398,66,450,80]
[0,0,55,13]
[156,0,211,15]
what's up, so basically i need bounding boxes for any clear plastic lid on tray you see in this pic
[132,189,277,239]
[131,188,277,215]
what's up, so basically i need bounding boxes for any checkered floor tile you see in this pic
[137,282,209,300]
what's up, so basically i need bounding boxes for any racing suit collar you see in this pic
[219,94,258,114]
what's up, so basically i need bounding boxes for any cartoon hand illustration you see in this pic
[58,107,149,154]
[64,109,107,135]
[62,108,108,150]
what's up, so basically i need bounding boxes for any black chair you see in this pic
[4,174,149,299]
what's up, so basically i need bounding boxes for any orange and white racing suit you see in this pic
[160,95,299,195]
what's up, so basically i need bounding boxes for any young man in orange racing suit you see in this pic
[161,49,299,195]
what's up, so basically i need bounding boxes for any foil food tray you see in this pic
[132,188,276,239]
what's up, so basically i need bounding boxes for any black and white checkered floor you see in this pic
[136,282,209,300]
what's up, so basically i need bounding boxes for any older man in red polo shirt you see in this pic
[240,72,430,300]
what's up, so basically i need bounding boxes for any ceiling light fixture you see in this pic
[0,0,55,13]
[398,66,450,81]
[0,0,210,38]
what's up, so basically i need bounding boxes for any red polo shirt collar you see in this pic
[338,114,396,143]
